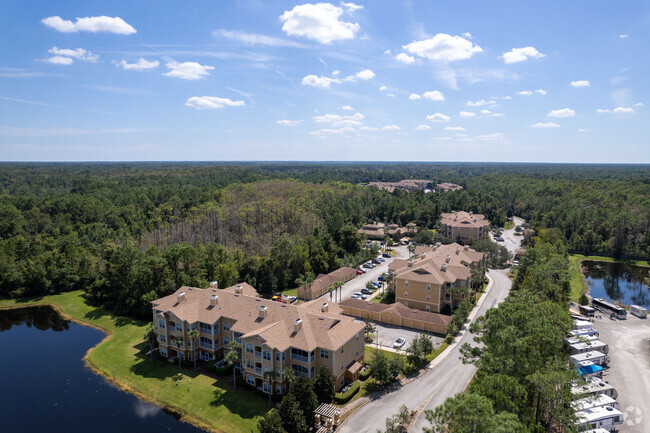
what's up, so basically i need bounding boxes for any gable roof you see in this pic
[338,298,452,326]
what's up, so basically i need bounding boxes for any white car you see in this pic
[353,292,367,300]
[393,338,406,349]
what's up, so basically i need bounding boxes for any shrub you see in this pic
[213,363,233,376]
[181,360,193,368]
[359,367,372,381]
[333,381,360,404]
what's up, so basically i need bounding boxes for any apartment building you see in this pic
[389,243,485,313]
[440,211,490,243]
[151,284,365,395]
[297,267,358,301]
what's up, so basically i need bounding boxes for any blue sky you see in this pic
[1,1,648,162]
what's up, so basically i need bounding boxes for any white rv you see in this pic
[574,319,594,330]
[568,340,609,355]
[569,328,599,338]
[572,378,618,400]
[582,429,609,433]
[570,351,610,367]
[630,304,647,319]
[572,394,620,412]
[575,406,624,432]
[564,334,599,345]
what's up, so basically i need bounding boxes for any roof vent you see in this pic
[177,292,186,303]
[210,294,218,306]
[235,285,242,295]
[294,318,303,333]
[210,281,218,289]
[407,259,413,268]
[446,255,451,263]
[464,245,469,251]
[441,263,448,272]
[456,247,460,255]
[321,302,329,313]
[259,305,267,319]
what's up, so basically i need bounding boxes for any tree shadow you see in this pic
[209,379,270,420]
[368,380,403,401]
[83,307,145,328]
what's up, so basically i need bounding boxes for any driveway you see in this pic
[492,216,525,257]
[338,269,513,433]
[358,321,445,353]
[590,314,650,432]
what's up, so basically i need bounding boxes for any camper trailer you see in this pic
[575,406,624,432]
[568,340,609,355]
[564,334,599,345]
[572,378,618,400]
[570,351,610,367]
[630,305,647,319]
[569,328,599,338]
[574,319,595,330]
[579,305,596,317]
[573,394,620,412]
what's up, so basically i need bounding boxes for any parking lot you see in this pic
[355,320,445,352]
[590,314,650,432]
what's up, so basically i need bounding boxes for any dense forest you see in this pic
[0,162,648,318]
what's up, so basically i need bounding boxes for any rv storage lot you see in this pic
[593,314,650,432]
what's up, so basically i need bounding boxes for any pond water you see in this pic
[582,260,650,308]
[0,306,204,433]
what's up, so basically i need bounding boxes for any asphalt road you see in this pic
[590,313,650,432]
[492,216,525,257]
[338,269,513,433]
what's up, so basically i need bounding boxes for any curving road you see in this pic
[338,268,513,433]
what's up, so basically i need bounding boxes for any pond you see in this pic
[582,260,650,308]
[0,306,205,433]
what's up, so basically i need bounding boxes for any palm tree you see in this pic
[171,336,184,368]
[408,243,416,258]
[224,340,241,390]
[380,272,390,295]
[143,323,157,360]
[328,285,334,302]
[263,370,277,403]
[188,329,199,368]
[333,280,344,303]
[295,271,315,301]
[282,366,295,390]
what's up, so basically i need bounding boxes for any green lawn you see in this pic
[281,287,297,297]
[0,292,269,433]
[504,221,515,230]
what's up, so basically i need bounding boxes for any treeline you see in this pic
[424,230,576,433]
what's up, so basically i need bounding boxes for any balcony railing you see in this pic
[255,367,262,375]
[254,352,261,358]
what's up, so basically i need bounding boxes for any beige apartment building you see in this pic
[440,211,490,243]
[151,283,365,395]
[389,243,485,313]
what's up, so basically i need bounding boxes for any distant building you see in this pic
[366,179,432,192]
[440,211,490,243]
[151,284,365,394]
[357,222,386,240]
[358,222,417,241]
[389,243,485,313]
[297,267,358,301]
[436,182,463,192]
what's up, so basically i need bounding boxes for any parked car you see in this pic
[372,258,381,264]
[378,275,384,281]
[361,288,373,295]
[495,237,504,242]
[376,257,385,263]
[350,294,360,300]
[382,253,391,258]
[288,296,297,303]
[393,338,406,349]
[356,269,364,275]
[353,292,367,300]
[372,282,381,288]
[271,295,280,301]
[363,263,373,269]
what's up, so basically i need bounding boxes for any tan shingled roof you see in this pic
[339,298,452,326]
[440,211,490,229]
[390,243,483,284]
[300,267,357,298]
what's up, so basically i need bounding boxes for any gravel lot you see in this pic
[590,313,650,432]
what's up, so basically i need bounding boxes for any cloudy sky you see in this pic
[1,1,648,162]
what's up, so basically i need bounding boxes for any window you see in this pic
[214,338,220,349]
[234,332,242,343]
[246,343,254,353]
[427,284,431,290]
[223,322,230,331]
[199,322,213,334]
[404,302,408,307]
[189,323,196,331]
[320,349,330,359]
[291,348,309,363]
[275,385,282,395]
[187,353,192,360]
[404,292,408,298]
[178,352,184,360]
[445,294,451,301]
[291,364,309,377]
[160,347,167,357]
[263,367,270,375]
[275,352,281,362]
[426,295,430,301]
[263,383,271,393]
[460,280,466,288]
[276,369,281,377]
[263,350,271,361]
[310,366,315,378]
[176,322,183,332]
[341,347,344,354]
[200,351,214,361]
[224,336,230,345]
[158,320,165,329]
[247,375,255,385]
[405,280,409,287]
[159,334,166,343]
[200,337,213,349]
[426,306,430,312]
[356,333,359,340]
[246,359,253,369]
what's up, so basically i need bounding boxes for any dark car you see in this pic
[382,253,391,258]
[361,288,373,295]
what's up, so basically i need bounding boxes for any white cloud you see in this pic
[378,85,388,92]
[310,127,355,136]
[570,80,590,88]
[312,112,364,127]
[276,119,302,126]
[359,126,377,131]
[423,90,445,101]
[476,132,509,144]
[45,56,74,65]
[548,108,575,118]
[41,16,136,34]
[445,126,465,131]
[212,29,306,48]
[531,122,560,128]
[614,107,635,114]
[340,2,364,12]
[115,58,159,71]
[517,90,533,96]
[480,109,491,115]
[502,46,545,64]
[48,46,98,61]
[426,113,450,122]
[185,96,245,110]
[381,125,400,131]
[535,89,547,95]
[395,53,415,64]
[384,49,392,55]
[403,33,483,62]
[386,93,395,97]
[414,124,430,131]
[634,102,643,107]
[578,129,589,132]
[619,34,628,39]
[462,32,472,39]
[596,109,611,114]
[408,94,421,100]
[501,96,512,100]
[490,112,505,117]
[301,74,340,88]
[164,61,214,80]
[331,70,340,76]
[340,105,354,111]
[459,111,476,118]
[355,69,375,80]
[280,3,360,44]
[467,99,496,107]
